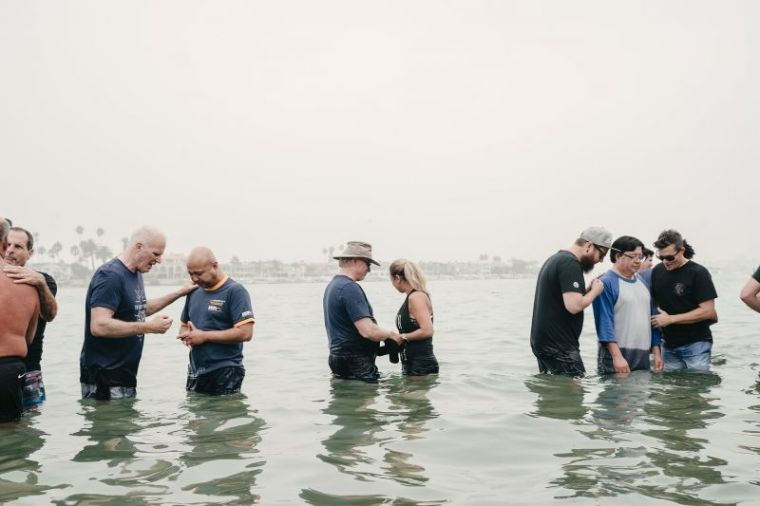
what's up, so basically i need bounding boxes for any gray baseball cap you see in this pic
[580,226,613,249]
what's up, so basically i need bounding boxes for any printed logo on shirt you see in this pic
[208,299,225,312]
[573,281,580,289]
[241,310,253,318]
[674,283,686,297]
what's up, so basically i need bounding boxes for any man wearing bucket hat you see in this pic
[323,241,400,382]
[530,226,612,376]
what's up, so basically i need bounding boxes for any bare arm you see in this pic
[740,278,760,313]
[91,306,172,337]
[3,267,58,321]
[354,317,397,343]
[401,292,434,341]
[563,279,604,314]
[178,321,253,347]
[604,341,630,374]
[651,300,717,328]
[26,302,39,345]
[146,282,197,316]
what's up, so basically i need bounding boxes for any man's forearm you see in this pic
[37,284,58,322]
[92,318,150,338]
[199,326,251,344]
[146,288,186,316]
[671,306,716,325]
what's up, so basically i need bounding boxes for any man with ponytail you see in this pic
[650,229,718,371]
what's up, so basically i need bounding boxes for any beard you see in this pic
[579,254,596,273]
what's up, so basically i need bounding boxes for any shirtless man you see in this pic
[0,216,40,422]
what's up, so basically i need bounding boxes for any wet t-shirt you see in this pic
[80,258,147,388]
[323,275,378,355]
[650,260,718,349]
[180,276,254,376]
[24,272,57,372]
[530,251,586,355]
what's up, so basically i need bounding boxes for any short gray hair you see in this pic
[0,218,9,242]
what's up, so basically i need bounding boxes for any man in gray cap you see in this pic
[322,241,400,382]
[530,227,612,376]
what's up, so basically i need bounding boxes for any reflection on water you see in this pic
[73,399,142,464]
[525,374,589,422]
[529,371,729,504]
[178,393,266,504]
[304,377,443,506]
[0,417,57,503]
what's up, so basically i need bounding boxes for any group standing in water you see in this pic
[531,226,727,377]
[2,215,760,423]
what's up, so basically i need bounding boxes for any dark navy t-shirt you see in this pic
[80,258,147,387]
[753,266,760,283]
[323,275,378,355]
[180,276,254,376]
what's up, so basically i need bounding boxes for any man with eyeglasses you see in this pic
[739,266,760,313]
[530,226,612,376]
[650,229,718,372]
[593,236,663,375]
[323,241,400,382]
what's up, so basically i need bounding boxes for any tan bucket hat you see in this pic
[334,241,381,266]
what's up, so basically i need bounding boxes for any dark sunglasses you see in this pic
[657,253,677,262]
[593,245,608,259]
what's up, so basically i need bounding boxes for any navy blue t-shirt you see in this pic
[323,275,378,355]
[80,258,147,387]
[753,265,760,283]
[180,276,254,376]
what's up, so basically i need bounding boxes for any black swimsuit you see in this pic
[396,290,439,375]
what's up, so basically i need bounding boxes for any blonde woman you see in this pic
[389,259,438,375]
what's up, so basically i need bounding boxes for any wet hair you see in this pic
[0,219,8,242]
[654,229,695,259]
[389,259,428,294]
[642,247,654,259]
[610,236,644,264]
[9,226,33,250]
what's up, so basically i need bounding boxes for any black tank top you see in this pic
[396,290,434,334]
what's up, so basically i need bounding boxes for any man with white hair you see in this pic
[80,226,196,400]
[178,247,254,395]
[0,215,40,422]
[323,241,400,382]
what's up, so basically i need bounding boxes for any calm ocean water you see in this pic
[1,274,759,505]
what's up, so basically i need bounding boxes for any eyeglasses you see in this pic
[657,254,677,262]
[593,245,608,259]
[621,252,643,261]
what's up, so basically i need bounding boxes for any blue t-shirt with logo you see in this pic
[180,276,254,376]
[80,258,147,387]
[323,274,378,355]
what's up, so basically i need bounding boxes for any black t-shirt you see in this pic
[80,258,147,387]
[650,260,718,348]
[24,272,57,371]
[530,251,586,354]
[753,266,760,283]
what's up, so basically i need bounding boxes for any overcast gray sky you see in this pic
[1,1,757,265]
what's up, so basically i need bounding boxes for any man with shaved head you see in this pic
[80,226,196,400]
[178,247,254,395]
[0,215,40,422]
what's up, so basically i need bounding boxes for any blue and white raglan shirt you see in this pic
[592,270,661,373]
